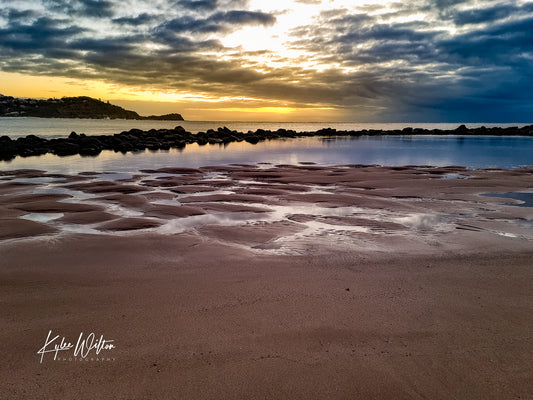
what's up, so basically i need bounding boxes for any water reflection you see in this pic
[481,192,533,207]
[3,118,530,139]
[1,135,533,174]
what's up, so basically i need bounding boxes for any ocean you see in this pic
[1,118,532,174]
[1,117,530,139]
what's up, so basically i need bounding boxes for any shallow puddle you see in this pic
[481,192,533,207]
[21,213,64,223]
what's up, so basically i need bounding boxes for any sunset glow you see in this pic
[1,0,532,121]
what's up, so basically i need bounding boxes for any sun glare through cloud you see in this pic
[0,0,532,121]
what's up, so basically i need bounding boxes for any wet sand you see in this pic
[1,164,533,399]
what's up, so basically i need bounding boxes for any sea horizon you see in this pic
[3,1,533,398]
[1,116,532,139]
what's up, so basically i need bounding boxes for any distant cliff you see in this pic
[142,113,185,121]
[0,95,184,121]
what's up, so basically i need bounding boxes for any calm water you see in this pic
[2,134,533,175]
[481,192,533,207]
[1,118,533,173]
[0,117,530,139]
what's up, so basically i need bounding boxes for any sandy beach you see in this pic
[1,164,533,399]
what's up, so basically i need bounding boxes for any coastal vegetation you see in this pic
[0,95,183,121]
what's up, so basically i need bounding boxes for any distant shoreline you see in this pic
[1,124,533,161]
[0,95,184,121]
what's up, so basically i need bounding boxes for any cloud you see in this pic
[155,10,275,35]
[178,0,218,11]
[451,4,519,25]
[42,0,116,18]
[112,13,159,25]
[437,16,533,65]
[0,0,532,121]
[210,10,275,25]
[77,0,116,17]
[0,16,86,52]
[5,9,39,21]
[283,1,533,120]
[294,0,322,4]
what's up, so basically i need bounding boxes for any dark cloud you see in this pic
[155,10,275,35]
[77,0,115,17]
[0,17,85,52]
[112,13,158,26]
[155,15,220,34]
[179,0,218,11]
[336,23,439,44]
[5,9,39,21]
[0,0,532,121]
[42,0,116,18]
[438,16,533,65]
[211,10,275,25]
[429,0,470,11]
[452,4,518,25]
[68,37,141,53]
[284,1,533,121]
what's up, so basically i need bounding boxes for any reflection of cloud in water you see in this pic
[95,172,134,181]
[393,214,451,231]
[4,135,533,175]
[481,192,533,208]
[441,173,469,180]
[150,199,180,206]
[11,177,62,184]
[6,166,532,250]
[203,172,231,181]
[175,190,235,199]
[104,204,144,218]
[156,204,367,235]
[21,213,64,223]
[159,212,263,234]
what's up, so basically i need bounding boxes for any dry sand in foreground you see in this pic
[1,164,532,399]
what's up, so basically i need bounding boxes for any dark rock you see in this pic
[455,124,469,133]
[78,137,103,156]
[128,128,145,136]
[218,126,232,134]
[17,135,45,145]
[245,135,259,144]
[172,141,187,149]
[317,128,336,135]
[146,141,162,150]
[52,141,80,156]
[19,147,48,157]
[3,124,533,160]
[79,147,102,156]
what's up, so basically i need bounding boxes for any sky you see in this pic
[0,0,532,121]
